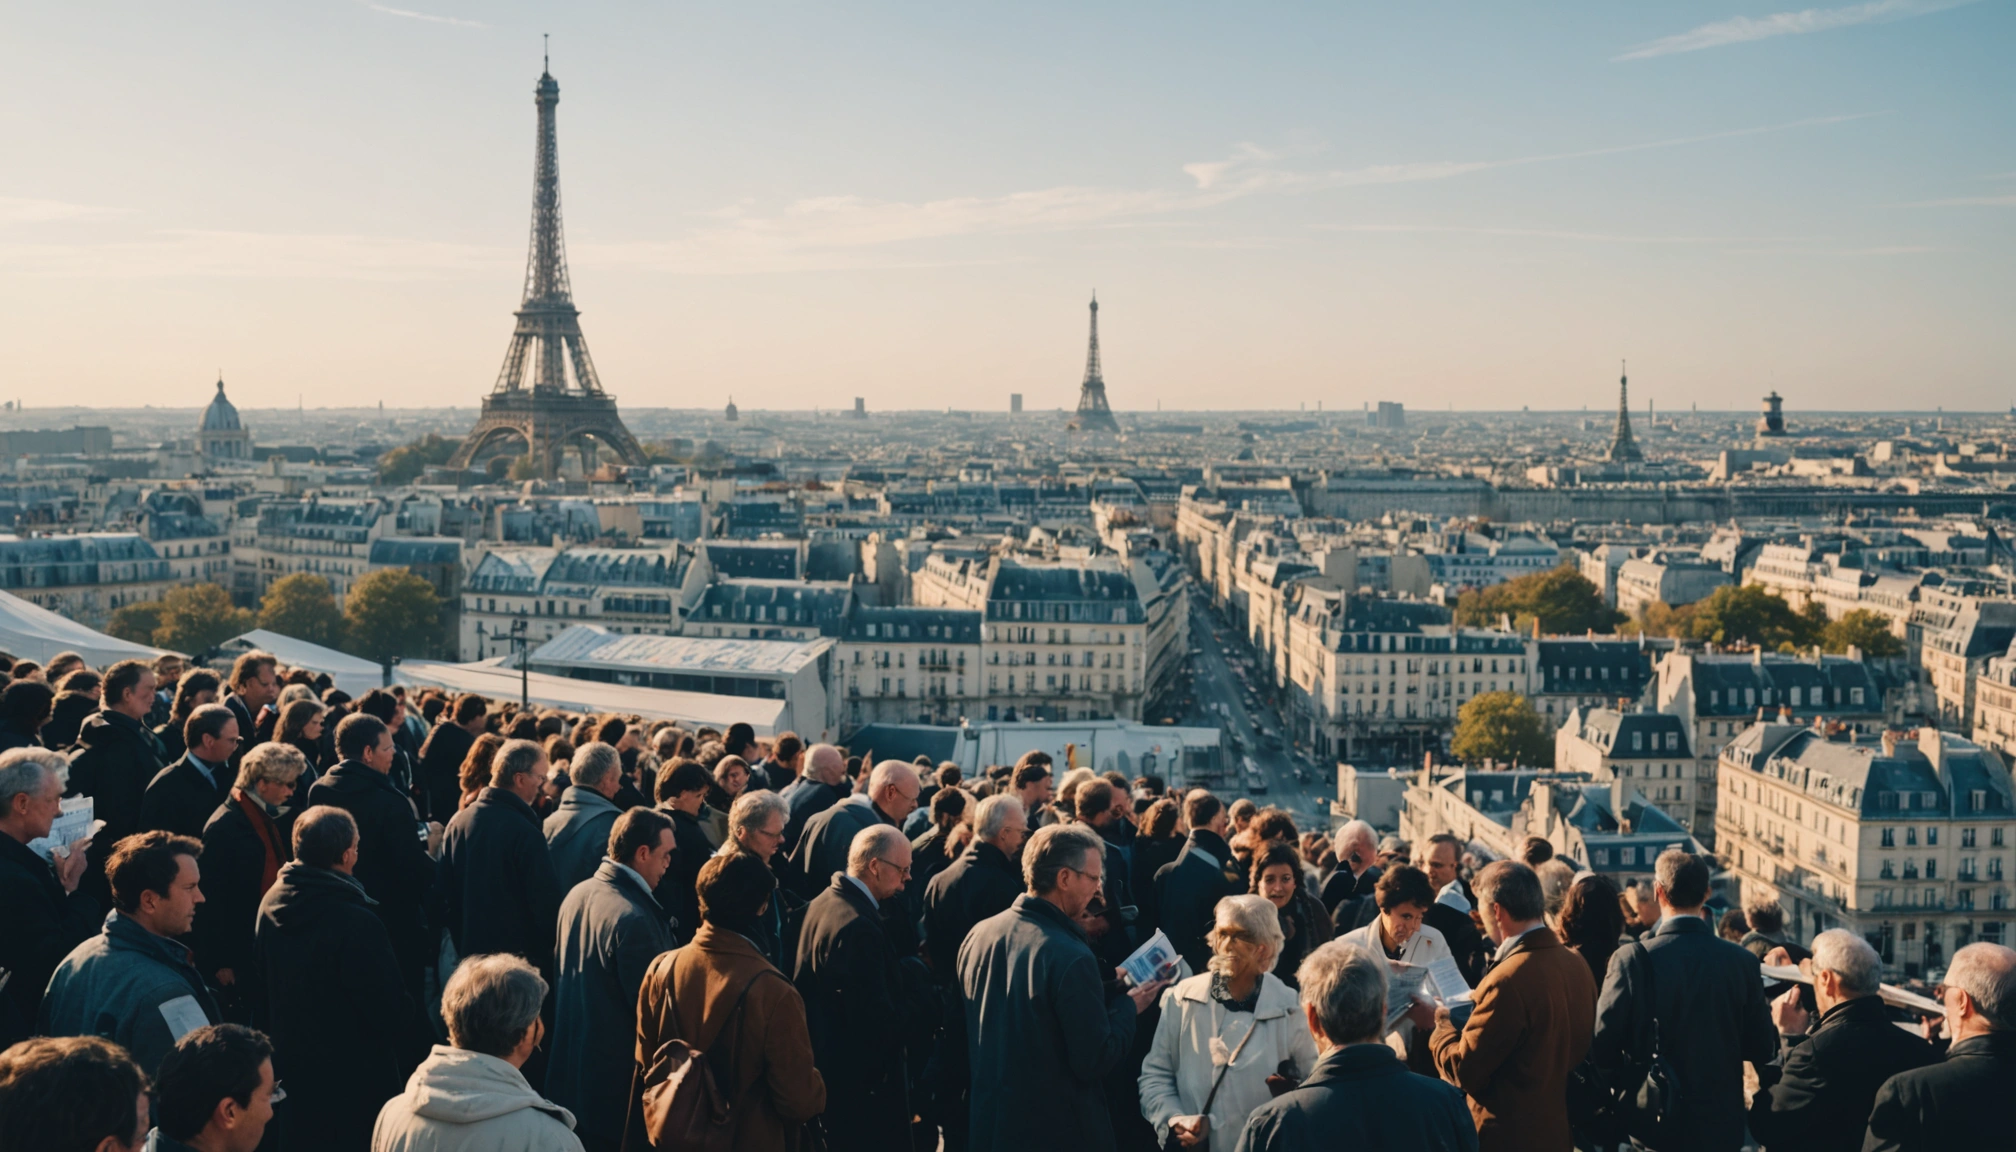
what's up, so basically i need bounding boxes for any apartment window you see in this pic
[1908,827,1918,846]
[1928,827,1939,846]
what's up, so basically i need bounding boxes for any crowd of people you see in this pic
[0,647,2011,1152]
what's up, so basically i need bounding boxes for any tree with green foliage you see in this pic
[1453,564,1624,635]
[377,434,463,485]
[1820,609,1906,658]
[106,601,165,646]
[153,583,254,654]
[507,454,542,482]
[257,573,344,648]
[1685,584,1820,651]
[343,568,441,662]
[1451,691,1554,767]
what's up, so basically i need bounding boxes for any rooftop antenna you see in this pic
[543,33,549,72]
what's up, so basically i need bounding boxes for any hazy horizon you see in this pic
[7,2,2011,414]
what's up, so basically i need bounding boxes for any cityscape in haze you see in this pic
[5,10,2016,1142]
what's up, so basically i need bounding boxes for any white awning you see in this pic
[392,658,787,736]
[0,589,173,667]
[221,629,386,698]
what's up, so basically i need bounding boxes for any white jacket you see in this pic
[372,1046,585,1152]
[1137,971,1320,1152]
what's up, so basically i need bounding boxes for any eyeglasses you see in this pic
[269,1080,288,1105]
[874,857,912,878]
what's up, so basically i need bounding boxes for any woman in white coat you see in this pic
[1334,864,1457,1053]
[1138,895,1321,1151]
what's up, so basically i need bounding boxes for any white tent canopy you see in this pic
[0,588,172,667]
[221,630,386,698]
[393,658,786,736]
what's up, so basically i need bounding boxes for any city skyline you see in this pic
[5,1,2011,412]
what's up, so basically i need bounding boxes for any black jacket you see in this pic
[793,875,936,1151]
[222,693,261,775]
[1862,1030,2016,1152]
[1748,993,1935,1152]
[256,863,424,1152]
[303,761,434,986]
[1154,829,1241,973]
[0,832,100,1047]
[64,710,166,908]
[923,841,1024,982]
[780,776,846,851]
[414,720,475,824]
[957,894,1137,1152]
[1130,833,1184,933]
[1425,900,1489,990]
[1589,916,1778,1152]
[439,786,562,972]
[650,805,714,939]
[191,793,289,987]
[1320,863,1382,926]
[909,823,958,893]
[1234,1041,1479,1152]
[548,860,676,1146]
[138,753,230,840]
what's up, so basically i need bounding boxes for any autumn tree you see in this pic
[1454,565,1623,635]
[106,601,165,646]
[377,434,462,485]
[1686,585,1820,651]
[1821,609,1905,658]
[153,583,254,654]
[257,573,344,648]
[1451,691,1554,767]
[343,568,442,663]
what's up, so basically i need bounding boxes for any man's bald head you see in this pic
[867,759,921,822]
[1333,820,1377,874]
[806,743,846,785]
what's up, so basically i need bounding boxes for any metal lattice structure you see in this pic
[449,56,645,479]
[1071,293,1120,433]
[1607,362,1643,464]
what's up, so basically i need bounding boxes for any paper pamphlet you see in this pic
[157,995,210,1043]
[1385,962,1432,1029]
[1427,955,1471,1001]
[27,796,102,861]
[1761,962,1943,1015]
[1120,929,1178,988]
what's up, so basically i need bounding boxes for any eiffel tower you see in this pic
[448,50,645,480]
[1070,293,1120,433]
[1607,361,1643,464]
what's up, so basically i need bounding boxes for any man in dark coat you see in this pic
[1320,820,1382,931]
[652,758,717,938]
[255,805,425,1152]
[1589,850,1776,1152]
[190,745,298,1012]
[1747,929,1935,1152]
[548,809,678,1152]
[779,742,851,851]
[924,795,1028,980]
[1238,940,1477,1152]
[0,747,100,1047]
[794,825,938,1152]
[220,651,278,777]
[1863,941,2016,1152]
[957,824,1167,1152]
[1417,833,1489,988]
[64,660,164,908]
[789,759,920,896]
[438,737,562,971]
[137,704,236,840]
[414,693,484,823]
[543,741,627,893]
[304,713,440,1000]
[1154,790,1242,973]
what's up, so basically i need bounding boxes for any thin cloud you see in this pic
[1905,194,2016,206]
[0,196,127,224]
[1616,0,1977,61]
[361,2,487,29]
[1322,224,1932,256]
[0,230,510,279]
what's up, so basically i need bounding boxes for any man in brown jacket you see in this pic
[1428,860,1595,1152]
[625,849,826,1152]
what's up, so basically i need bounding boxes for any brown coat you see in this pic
[1428,925,1595,1152]
[622,923,827,1152]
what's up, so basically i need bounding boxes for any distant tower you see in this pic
[725,396,739,422]
[852,397,866,419]
[1010,392,1023,414]
[1607,362,1644,463]
[1072,293,1120,433]
[447,52,646,480]
[1758,391,1787,437]
[199,378,252,461]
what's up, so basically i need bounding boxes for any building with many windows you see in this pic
[0,533,175,628]
[1554,707,1698,829]
[1531,638,1654,721]
[836,604,984,727]
[1717,722,2015,979]
[459,543,708,659]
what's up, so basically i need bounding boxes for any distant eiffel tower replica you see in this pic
[1069,293,1120,433]
[449,49,646,481]
[1606,361,1644,464]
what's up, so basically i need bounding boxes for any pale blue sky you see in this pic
[4,1,2010,412]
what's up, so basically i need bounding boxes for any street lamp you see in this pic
[507,616,531,709]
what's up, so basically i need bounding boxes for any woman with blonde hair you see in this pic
[1139,894,1319,1150]
[457,732,505,811]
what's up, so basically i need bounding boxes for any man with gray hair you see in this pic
[790,757,921,899]
[780,741,849,852]
[794,823,935,1152]
[439,739,562,981]
[725,788,794,967]
[1236,941,1475,1152]
[1748,929,1933,1152]
[1864,940,2016,1151]
[1321,819,1381,931]
[0,747,98,1046]
[543,741,626,891]
[958,823,1168,1152]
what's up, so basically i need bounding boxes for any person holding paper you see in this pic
[1335,866,1457,1050]
[0,747,101,1047]
[1139,895,1318,1151]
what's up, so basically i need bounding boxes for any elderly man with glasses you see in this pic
[792,823,937,1152]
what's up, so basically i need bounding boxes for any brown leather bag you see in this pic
[640,957,773,1152]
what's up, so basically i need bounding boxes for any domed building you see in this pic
[199,377,252,461]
